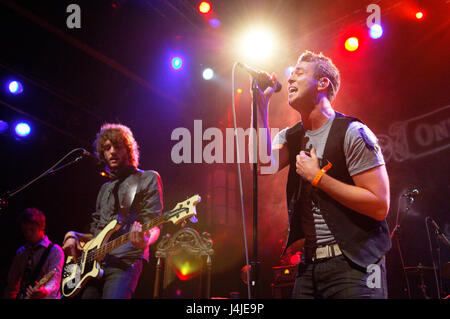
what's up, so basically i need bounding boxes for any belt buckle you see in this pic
[315,246,328,260]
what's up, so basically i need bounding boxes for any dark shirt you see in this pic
[89,167,163,263]
[4,236,64,299]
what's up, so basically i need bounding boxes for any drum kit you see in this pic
[404,262,450,299]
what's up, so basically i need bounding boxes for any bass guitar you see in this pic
[61,194,200,298]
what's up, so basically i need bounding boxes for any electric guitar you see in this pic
[19,270,56,299]
[61,194,201,298]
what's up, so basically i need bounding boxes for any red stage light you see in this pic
[198,1,211,14]
[345,37,359,51]
[415,11,424,20]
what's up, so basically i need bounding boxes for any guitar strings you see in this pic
[82,208,187,264]
[64,206,193,294]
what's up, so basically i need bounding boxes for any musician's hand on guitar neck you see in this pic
[130,222,160,250]
[26,284,48,299]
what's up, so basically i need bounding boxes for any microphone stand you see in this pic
[250,78,260,299]
[425,216,443,299]
[0,148,87,215]
[390,191,417,299]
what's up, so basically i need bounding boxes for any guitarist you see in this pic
[62,123,163,299]
[4,208,64,299]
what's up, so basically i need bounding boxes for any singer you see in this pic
[251,51,391,298]
[62,123,163,298]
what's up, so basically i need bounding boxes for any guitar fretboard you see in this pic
[92,208,187,260]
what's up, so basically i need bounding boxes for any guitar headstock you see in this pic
[164,194,201,225]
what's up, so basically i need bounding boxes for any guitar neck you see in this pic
[93,208,185,260]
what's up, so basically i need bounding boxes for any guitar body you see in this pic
[61,219,119,298]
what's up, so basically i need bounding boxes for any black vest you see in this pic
[283,112,391,268]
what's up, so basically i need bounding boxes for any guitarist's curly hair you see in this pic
[94,123,140,169]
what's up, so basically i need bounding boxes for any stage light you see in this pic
[209,18,221,28]
[15,122,31,137]
[369,24,383,39]
[198,1,211,14]
[169,250,203,281]
[8,80,23,94]
[239,28,276,62]
[236,88,242,94]
[416,11,424,20]
[172,57,183,70]
[202,68,214,80]
[345,37,359,51]
[0,120,8,134]
[180,262,191,276]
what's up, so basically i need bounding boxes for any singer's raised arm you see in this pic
[248,73,289,175]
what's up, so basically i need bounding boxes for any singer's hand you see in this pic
[253,72,278,114]
[295,148,321,183]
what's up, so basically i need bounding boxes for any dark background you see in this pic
[0,0,449,299]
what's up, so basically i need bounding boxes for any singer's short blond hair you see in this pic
[298,51,340,102]
[94,123,139,168]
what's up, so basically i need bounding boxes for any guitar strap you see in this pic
[30,243,54,285]
[18,243,54,298]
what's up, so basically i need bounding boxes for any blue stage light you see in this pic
[209,18,221,28]
[172,57,183,70]
[0,120,8,134]
[369,24,383,39]
[15,122,31,137]
[8,80,23,94]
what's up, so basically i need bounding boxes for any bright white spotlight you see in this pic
[239,28,276,62]
[369,24,383,39]
[8,80,23,94]
[15,122,31,137]
[202,68,214,80]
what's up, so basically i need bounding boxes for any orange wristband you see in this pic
[311,161,332,187]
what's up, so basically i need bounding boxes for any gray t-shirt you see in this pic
[273,113,385,248]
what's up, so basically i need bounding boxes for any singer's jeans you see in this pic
[292,254,387,299]
[81,258,143,299]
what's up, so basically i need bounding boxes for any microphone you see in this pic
[81,150,105,166]
[402,188,419,198]
[428,217,450,247]
[237,62,282,93]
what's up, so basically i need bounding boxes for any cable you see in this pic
[231,62,252,299]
